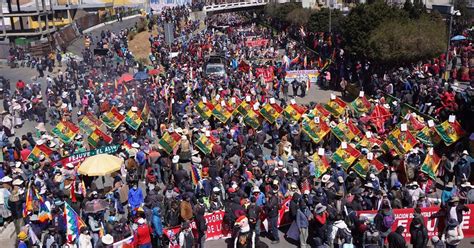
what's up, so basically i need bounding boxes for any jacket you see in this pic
[128,187,144,209]
[152,207,163,236]
[296,207,311,229]
[387,231,406,248]
[134,223,152,245]
[78,233,93,248]
[409,225,428,248]
[445,226,463,245]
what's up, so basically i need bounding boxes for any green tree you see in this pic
[286,7,314,26]
[341,1,408,56]
[307,8,344,33]
[367,15,446,66]
[454,0,474,31]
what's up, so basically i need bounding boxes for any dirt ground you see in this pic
[128,28,159,64]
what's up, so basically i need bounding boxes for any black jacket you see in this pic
[387,231,406,248]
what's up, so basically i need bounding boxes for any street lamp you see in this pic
[446,7,461,71]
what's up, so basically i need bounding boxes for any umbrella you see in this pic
[118,73,133,84]
[134,71,149,80]
[78,154,123,176]
[84,199,109,213]
[451,35,466,41]
[148,69,160,75]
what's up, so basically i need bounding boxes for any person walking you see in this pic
[296,199,312,248]
[134,218,153,248]
[444,219,463,248]
[387,226,406,248]
[266,190,280,244]
[409,218,428,248]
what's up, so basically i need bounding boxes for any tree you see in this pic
[286,7,313,26]
[367,15,446,66]
[341,1,408,56]
[307,8,344,33]
[454,0,474,31]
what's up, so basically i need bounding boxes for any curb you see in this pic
[83,14,142,33]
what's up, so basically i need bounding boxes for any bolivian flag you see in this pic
[331,121,361,142]
[352,157,384,178]
[435,120,465,146]
[259,103,283,124]
[357,136,383,149]
[244,109,262,129]
[27,144,53,162]
[324,97,347,117]
[88,128,113,148]
[212,103,233,123]
[388,128,418,155]
[310,104,331,120]
[416,126,441,147]
[228,98,242,115]
[332,145,361,171]
[194,135,216,155]
[236,100,254,117]
[283,103,307,122]
[102,107,125,131]
[195,101,215,119]
[78,113,104,135]
[351,95,372,115]
[158,132,182,154]
[301,118,330,143]
[52,121,80,143]
[420,152,441,179]
[125,109,143,130]
[312,153,330,179]
[404,114,426,133]
[140,103,150,122]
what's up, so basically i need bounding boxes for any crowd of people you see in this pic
[0,4,472,248]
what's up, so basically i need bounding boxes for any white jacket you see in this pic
[445,226,463,245]
[78,233,93,248]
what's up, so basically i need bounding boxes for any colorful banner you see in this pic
[27,144,53,162]
[212,103,233,123]
[259,103,283,124]
[352,157,384,179]
[53,145,120,166]
[332,145,361,171]
[351,95,372,115]
[357,205,474,242]
[194,135,216,155]
[285,70,320,83]
[140,103,150,122]
[87,128,113,148]
[227,97,242,115]
[163,210,232,242]
[245,38,269,47]
[311,104,331,120]
[158,132,182,154]
[236,101,253,117]
[52,121,80,143]
[78,113,104,135]
[125,109,143,130]
[282,103,307,122]
[255,67,274,83]
[331,121,361,142]
[435,120,465,146]
[312,154,330,178]
[420,152,441,179]
[243,109,262,129]
[102,107,125,131]
[301,118,330,143]
[416,126,440,147]
[388,128,418,155]
[324,97,347,117]
[195,101,215,119]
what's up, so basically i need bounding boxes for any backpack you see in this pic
[336,227,352,244]
[382,213,395,229]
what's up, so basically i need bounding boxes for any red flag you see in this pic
[238,61,250,73]
[369,105,391,133]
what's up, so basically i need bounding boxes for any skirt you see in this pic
[0,204,11,218]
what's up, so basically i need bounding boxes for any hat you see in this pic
[191,150,199,156]
[12,179,23,186]
[235,215,250,233]
[337,176,344,183]
[48,141,56,148]
[461,182,474,188]
[321,174,331,183]
[462,150,469,155]
[450,196,460,203]
[191,156,201,164]
[75,134,82,140]
[252,186,261,193]
[251,160,259,166]
[101,234,114,245]
[66,163,74,169]
[213,187,220,193]
[30,214,39,221]
[175,127,183,134]
[18,231,27,241]
[315,203,327,214]
[172,155,180,163]
[35,122,47,132]
[364,182,374,188]
[369,173,376,180]
[0,176,12,183]
[15,161,22,168]
[132,143,140,148]
[137,218,146,224]
[36,139,44,145]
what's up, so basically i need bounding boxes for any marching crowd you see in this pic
[0,5,472,248]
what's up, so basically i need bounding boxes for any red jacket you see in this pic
[134,223,152,245]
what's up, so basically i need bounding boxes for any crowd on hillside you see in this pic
[0,5,472,248]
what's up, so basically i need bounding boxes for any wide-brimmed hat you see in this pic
[35,122,47,132]
[101,234,114,245]
[461,182,474,188]
[12,179,23,186]
[449,196,460,203]
[321,174,331,183]
[18,231,28,241]
[131,143,140,148]
[315,203,327,214]
[172,155,180,163]
[0,176,12,183]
